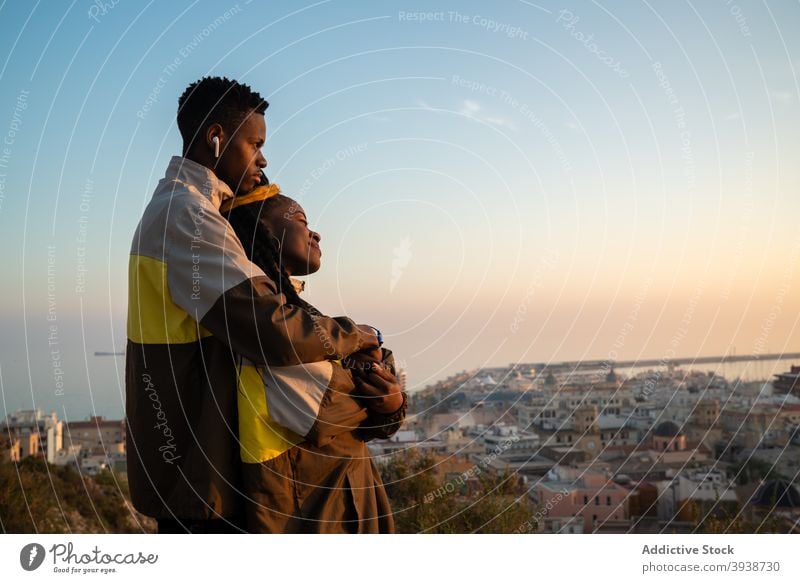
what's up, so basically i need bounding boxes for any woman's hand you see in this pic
[353,364,404,414]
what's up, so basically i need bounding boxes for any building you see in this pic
[530,464,630,533]
[2,428,39,461]
[750,479,800,527]
[1,409,62,462]
[64,416,125,457]
[654,469,738,526]
[650,421,687,452]
[597,414,640,447]
[721,404,795,449]
[773,365,800,397]
[62,416,127,473]
[535,405,603,459]
[52,444,81,467]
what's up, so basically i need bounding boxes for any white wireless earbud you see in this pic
[212,136,220,158]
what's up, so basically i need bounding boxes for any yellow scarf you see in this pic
[219,183,281,213]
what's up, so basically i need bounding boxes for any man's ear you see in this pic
[205,123,226,153]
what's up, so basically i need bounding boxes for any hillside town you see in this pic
[3,362,800,533]
[370,362,800,533]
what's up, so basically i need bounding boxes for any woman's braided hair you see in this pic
[224,194,322,317]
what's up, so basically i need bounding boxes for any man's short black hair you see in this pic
[177,76,268,149]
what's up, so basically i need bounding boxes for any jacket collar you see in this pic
[163,156,234,209]
[290,278,306,293]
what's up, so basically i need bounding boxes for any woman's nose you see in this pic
[311,230,321,243]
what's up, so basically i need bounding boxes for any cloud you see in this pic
[415,99,518,131]
[460,100,481,115]
[724,111,741,121]
[769,90,793,105]
[459,99,518,131]
[484,116,518,130]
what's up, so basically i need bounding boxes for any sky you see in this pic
[0,0,798,420]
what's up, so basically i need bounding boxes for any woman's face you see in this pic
[262,199,322,276]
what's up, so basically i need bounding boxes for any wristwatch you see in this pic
[368,325,383,346]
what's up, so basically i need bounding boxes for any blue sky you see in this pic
[0,0,798,419]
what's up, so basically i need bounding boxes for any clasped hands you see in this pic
[342,325,404,414]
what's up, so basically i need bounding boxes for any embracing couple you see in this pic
[125,76,407,534]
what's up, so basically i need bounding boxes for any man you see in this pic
[126,77,385,533]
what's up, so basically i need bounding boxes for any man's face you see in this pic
[215,110,267,194]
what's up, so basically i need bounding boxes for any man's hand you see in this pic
[342,345,383,375]
[345,324,382,369]
[352,364,404,414]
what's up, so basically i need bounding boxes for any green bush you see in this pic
[0,458,152,533]
[380,449,537,533]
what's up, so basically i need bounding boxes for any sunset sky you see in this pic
[0,0,798,419]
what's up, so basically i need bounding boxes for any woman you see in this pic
[222,183,407,533]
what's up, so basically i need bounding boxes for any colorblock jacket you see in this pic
[126,156,376,520]
[237,333,407,533]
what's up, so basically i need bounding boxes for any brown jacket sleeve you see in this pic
[304,365,369,448]
[201,276,373,367]
[300,349,407,447]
